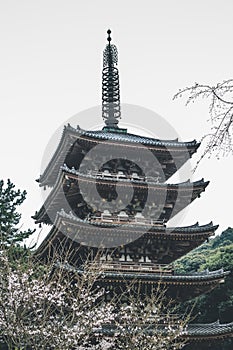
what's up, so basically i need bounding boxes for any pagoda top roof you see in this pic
[38,124,200,187]
[77,126,199,147]
[64,124,200,148]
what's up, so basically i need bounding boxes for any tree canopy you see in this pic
[0,179,34,249]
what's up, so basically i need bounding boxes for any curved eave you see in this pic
[185,321,233,341]
[33,168,209,224]
[83,128,199,148]
[33,167,65,223]
[35,211,218,259]
[99,270,229,284]
[52,261,229,288]
[55,210,218,236]
[38,125,80,187]
[74,266,229,301]
[38,124,200,187]
[99,321,233,341]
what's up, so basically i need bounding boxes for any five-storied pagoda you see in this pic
[33,30,233,348]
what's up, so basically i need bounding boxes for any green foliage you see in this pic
[176,228,233,349]
[175,227,233,275]
[0,179,34,248]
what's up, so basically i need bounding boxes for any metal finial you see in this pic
[102,30,121,128]
[107,29,112,43]
[103,30,118,67]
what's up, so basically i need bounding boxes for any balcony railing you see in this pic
[89,261,173,275]
[89,213,165,226]
[89,170,160,183]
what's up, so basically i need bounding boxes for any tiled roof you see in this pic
[78,126,198,147]
[99,269,229,282]
[55,261,229,283]
[97,320,233,339]
[186,320,233,338]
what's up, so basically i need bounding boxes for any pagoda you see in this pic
[34,30,233,348]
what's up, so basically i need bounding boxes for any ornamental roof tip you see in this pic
[65,124,80,131]
[102,29,121,127]
[177,178,208,187]
[169,222,217,230]
[177,222,219,232]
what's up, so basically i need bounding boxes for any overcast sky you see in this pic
[0,0,232,246]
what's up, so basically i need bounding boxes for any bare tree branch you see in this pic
[174,79,233,168]
[0,245,189,350]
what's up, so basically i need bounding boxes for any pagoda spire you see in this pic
[102,29,121,128]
